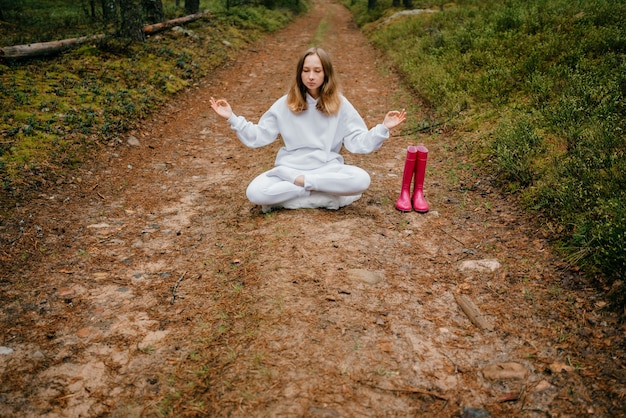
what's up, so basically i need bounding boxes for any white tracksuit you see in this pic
[227,93,389,208]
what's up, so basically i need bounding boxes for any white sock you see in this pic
[267,166,301,184]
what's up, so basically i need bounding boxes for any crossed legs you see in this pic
[246,164,370,207]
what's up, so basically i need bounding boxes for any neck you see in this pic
[307,89,320,99]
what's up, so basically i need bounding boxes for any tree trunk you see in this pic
[102,0,117,23]
[392,0,400,7]
[402,0,413,8]
[142,0,164,24]
[367,0,376,11]
[119,0,145,41]
[184,0,199,15]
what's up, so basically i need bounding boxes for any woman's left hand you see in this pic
[383,109,406,130]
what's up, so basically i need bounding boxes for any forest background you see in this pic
[0,0,624,313]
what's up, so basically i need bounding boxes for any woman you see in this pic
[210,47,406,212]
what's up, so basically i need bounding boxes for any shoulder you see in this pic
[339,95,358,114]
[263,95,288,114]
[268,95,289,111]
[274,95,288,106]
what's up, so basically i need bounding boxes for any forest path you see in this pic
[1,0,621,416]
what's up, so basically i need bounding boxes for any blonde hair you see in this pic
[287,47,341,115]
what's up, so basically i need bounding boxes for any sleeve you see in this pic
[339,98,390,154]
[227,104,280,149]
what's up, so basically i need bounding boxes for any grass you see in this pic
[311,14,329,46]
[342,0,626,312]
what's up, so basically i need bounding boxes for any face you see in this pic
[301,54,325,98]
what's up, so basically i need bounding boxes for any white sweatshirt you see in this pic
[227,94,390,170]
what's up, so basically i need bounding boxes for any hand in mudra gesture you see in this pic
[383,109,407,130]
[210,97,233,119]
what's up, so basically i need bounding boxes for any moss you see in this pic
[70,44,101,56]
[11,110,35,123]
[163,76,189,94]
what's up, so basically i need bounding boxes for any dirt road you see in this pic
[1,0,623,416]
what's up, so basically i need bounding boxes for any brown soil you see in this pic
[1,1,625,416]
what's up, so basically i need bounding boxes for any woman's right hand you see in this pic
[210,97,233,119]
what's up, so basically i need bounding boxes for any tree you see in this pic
[143,0,164,24]
[185,0,200,15]
[88,0,97,20]
[102,0,118,24]
[119,0,146,41]
[0,0,14,21]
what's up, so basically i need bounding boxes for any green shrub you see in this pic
[492,118,544,188]
[349,0,626,312]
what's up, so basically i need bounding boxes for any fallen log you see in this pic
[143,10,211,35]
[0,34,106,59]
[0,10,210,60]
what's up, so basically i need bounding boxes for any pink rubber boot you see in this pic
[412,145,429,213]
[395,146,418,212]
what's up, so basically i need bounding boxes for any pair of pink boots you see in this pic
[395,145,429,213]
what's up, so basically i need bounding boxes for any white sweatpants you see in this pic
[246,163,371,206]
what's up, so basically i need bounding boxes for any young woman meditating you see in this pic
[210,47,406,212]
